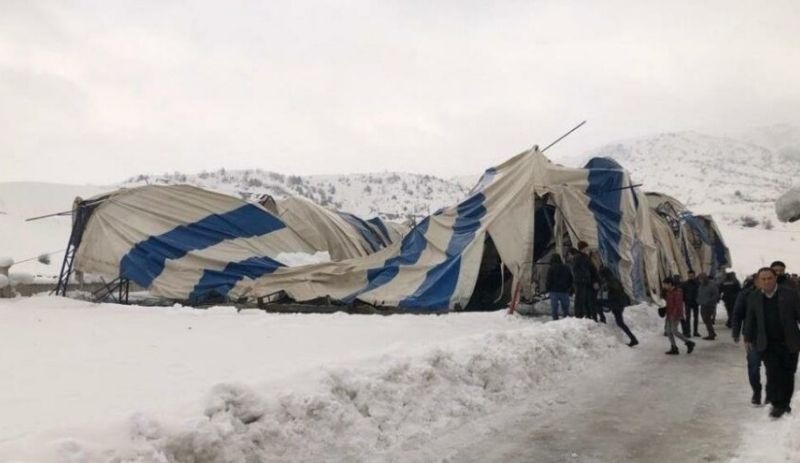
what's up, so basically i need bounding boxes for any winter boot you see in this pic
[665,346,679,355]
[686,340,696,354]
[751,388,762,405]
[628,338,639,348]
[769,406,788,419]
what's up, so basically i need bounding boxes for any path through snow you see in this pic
[401,321,756,463]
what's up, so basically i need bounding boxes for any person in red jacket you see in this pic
[663,277,697,355]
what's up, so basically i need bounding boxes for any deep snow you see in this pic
[1,297,661,462]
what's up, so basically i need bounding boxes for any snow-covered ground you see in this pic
[0,296,661,462]
[4,299,797,462]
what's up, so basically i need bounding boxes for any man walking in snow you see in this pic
[546,254,573,320]
[570,242,600,320]
[682,271,700,337]
[733,274,766,405]
[663,277,696,355]
[697,273,719,340]
[743,267,800,418]
[598,267,638,347]
[720,271,742,329]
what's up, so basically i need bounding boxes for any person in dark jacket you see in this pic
[720,271,742,329]
[570,242,600,321]
[598,267,638,347]
[697,273,720,340]
[682,271,700,337]
[770,260,800,291]
[546,254,573,320]
[732,275,766,405]
[743,267,800,418]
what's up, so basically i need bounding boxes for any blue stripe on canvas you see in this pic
[398,193,486,310]
[341,216,432,303]
[338,212,387,251]
[188,256,285,303]
[120,204,285,288]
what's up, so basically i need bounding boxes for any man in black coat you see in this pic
[720,272,742,328]
[546,254,573,320]
[682,271,700,337]
[743,267,800,418]
[570,241,600,321]
[732,275,765,404]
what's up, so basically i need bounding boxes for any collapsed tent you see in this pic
[223,149,664,310]
[62,149,729,310]
[274,197,401,261]
[645,192,731,280]
[70,185,317,302]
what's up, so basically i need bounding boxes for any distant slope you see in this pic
[569,131,800,226]
[122,170,468,221]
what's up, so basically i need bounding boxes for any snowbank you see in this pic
[276,251,331,267]
[46,306,661,462]
[0,255,13,268]
[9,271,34,285]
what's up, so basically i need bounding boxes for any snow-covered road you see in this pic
[2,296,797,462]
[409,322,755,463]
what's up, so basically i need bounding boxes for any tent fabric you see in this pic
[232,149,666,309]
[73,185,315,300]
[645,192,731,280]
[275,197,401,261]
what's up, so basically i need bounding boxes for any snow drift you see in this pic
[46,307,661,462]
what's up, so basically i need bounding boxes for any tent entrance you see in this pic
[464,234,512,310]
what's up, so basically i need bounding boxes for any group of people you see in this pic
[659,270,738,353]
[545,244,800,420]
[545,241,639,347]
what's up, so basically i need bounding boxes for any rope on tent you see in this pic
[493,256,506,304]
[12,249,65,265]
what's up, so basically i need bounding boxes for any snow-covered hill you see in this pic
[561,128,800,227]
[122,170,469,221]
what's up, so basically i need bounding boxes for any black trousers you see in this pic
[723,300,735,327]
[762,342,799,410]
[682,302,700,335]
[611,305,636,343]
[574,285,592,319]
[700,303,716,337]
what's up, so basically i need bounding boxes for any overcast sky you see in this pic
[1,0,798,184]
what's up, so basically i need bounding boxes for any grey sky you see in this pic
[1,0,799,184]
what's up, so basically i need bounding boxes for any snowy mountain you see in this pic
[121,170,470,221]
[737,124,800,161]
[561,130,800,227]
